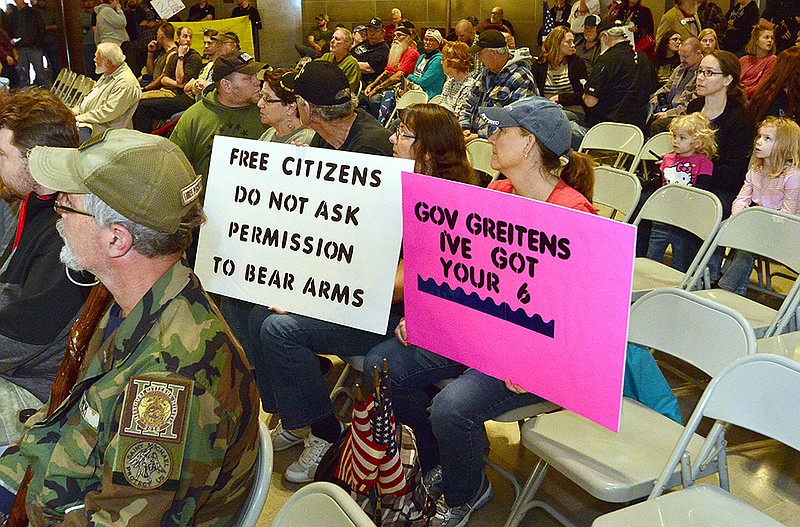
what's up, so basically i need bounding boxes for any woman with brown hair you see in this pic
[391,103,478,185]
[256,67,315,144]
[686,49,756,277]
[438,41,477,118]
[654,30,683,84]
[739,23,777,99]
[748,46,800,122]
[532,26,588,105]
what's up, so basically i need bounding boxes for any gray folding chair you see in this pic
[631,131,672,179]
[592,354,800,527]
[686,207,800,337]
[466,138,499,181]
[236,420,273,527]
[579,122,645,171]
[630,185,722,301]
[592,166,641,222]
[504,289,756,527]
[271,481,377,526]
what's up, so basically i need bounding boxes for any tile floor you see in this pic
[253,357,800,527]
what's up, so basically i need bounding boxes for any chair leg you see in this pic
[484,455,521,500]
[503,459,578,527]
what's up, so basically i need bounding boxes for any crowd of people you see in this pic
[0,1,795,527]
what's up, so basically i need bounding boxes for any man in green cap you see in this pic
[0,129,260,526]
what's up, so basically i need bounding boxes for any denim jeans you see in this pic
[250,312,399,430]
[718,249,756,295]
[365,340,543,506]
[17,47,49,88]
[646,222,704,273]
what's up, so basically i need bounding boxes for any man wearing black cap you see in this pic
[575,14,601,74]
[352,17,390,86]
[460,29,537,140]
[248,60,398,484]
[170,51,266,194]
[582,18,655,129]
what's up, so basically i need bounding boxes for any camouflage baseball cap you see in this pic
[28,129,202,234]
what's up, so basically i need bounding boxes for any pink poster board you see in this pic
[402,173,636,431]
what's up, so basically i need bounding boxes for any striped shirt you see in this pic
[543,63,571,98]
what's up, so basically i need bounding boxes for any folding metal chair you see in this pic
[631,131,672,180]
[236,420,273,527]
[592,166,641,222]
[630,185,722,301]
[466,138,499,181]
[504,289,757,527]
[271,481,377,526]
[592,354,800,527]
[385,90,428,126]
[686,207,800,337]
[578,122,645,171]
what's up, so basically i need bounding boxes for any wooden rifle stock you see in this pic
[6,284,112,527]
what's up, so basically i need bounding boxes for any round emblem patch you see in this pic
[132,385,177,433]
[123,441,173,489]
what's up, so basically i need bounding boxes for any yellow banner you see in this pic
[170,16,254,57]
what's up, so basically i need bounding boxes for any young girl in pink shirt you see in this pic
[718,116,800,295]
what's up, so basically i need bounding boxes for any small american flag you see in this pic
[372,367,408,496]
[334,395,384,494]
[542,0,556,38]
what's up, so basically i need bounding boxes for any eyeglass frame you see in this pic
[695,69,726,78]
[54,193,94,218]
[394,127,415,140]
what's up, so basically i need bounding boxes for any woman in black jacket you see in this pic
[532,26,588,107]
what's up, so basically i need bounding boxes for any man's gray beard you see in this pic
[387,41,407,68]
[56,219,85,271]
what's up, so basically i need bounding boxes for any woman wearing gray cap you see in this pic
[362,97,598,527]
[483,96,596,212]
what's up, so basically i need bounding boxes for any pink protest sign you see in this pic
[402,172,636,431]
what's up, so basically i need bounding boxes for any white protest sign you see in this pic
[152,0,185,20]
[195,136,411,334]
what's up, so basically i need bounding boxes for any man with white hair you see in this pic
[75,42,142,140]
[583,19,655,129]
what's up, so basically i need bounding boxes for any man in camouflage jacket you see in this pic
[0,129,260,527]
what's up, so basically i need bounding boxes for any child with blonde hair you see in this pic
[719,117,800,295]
[646,112,717,271]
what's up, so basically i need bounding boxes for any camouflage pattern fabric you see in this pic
[0,261,260,527]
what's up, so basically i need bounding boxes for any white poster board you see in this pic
[195,136,411,334]
[152,0,185,20]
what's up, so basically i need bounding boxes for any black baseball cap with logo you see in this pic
[280,61,352,106]
[468,29,506,54]
[212,51,267,83]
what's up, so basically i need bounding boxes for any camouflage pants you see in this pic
[0,379,42,446]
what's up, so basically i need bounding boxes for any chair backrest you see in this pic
[628,288,756,378]
[236,420,273,527]
[51,67,69,94]
[650,354,800,498]
[579,122,645,170]
[428,94,443,105]
[271,481,377,527]
[710,207,800,274]
[395,90,428,110]
[466,138,499,180]
[592,166,642,222]
[65,74,86,107]
[56,70,78,101]
[631,131,672,175]
[633,184,722,240]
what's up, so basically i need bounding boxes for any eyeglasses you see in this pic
[395,128,415,140]
[695,69,725,78]
[54,195,94,218]
[259,92,283,103]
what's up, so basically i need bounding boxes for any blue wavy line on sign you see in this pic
[417,275,555,338]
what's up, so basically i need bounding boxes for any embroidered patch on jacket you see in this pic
[113,376,194,489]
[120,377,192,442]
[122,440,173,489]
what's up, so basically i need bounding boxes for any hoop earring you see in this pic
[65,267,100,287]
